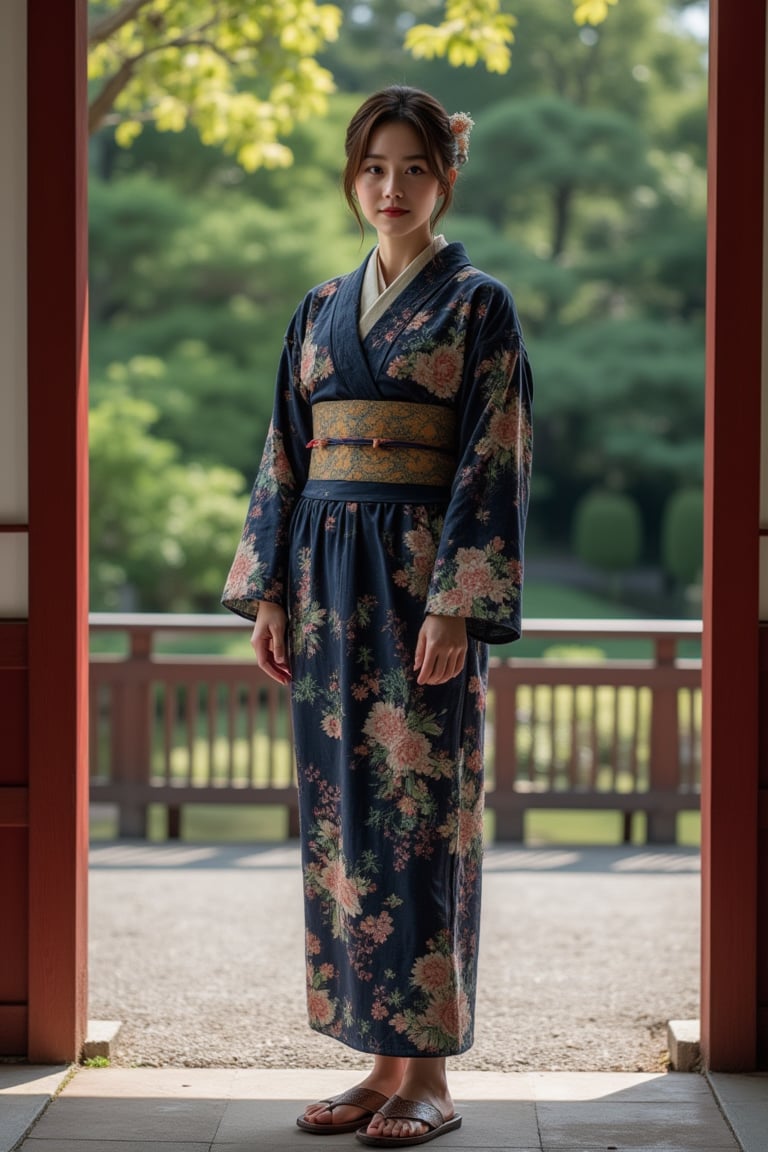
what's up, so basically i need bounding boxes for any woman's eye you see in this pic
[406,165,425,175]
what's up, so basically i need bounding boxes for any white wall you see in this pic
[0,0,27,615]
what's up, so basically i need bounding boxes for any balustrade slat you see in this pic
[162,684,173,784]
[569,686,579,788]
[628,688,640,791]
[588,686,598,789]
[245,682,256,785]
[528,685,538,785]
[207,682,217,783]
[88,616,702,844]
[227,684,237,782]
[267,685,278,785]
[611,688,621,791]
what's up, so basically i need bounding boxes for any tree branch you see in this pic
[161,35,241,66]
[89,0,155,46]
[89,56,139,135]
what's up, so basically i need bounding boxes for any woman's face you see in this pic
[354,120,450,246]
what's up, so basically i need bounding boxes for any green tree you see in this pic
[87,0,621,168]
[89,391,248,610]
[88,0,342,168]
[87,0,707,610]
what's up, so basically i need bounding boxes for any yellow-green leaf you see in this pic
[573,0,619,26]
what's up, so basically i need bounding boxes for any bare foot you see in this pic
[302,1059,406,1130]
[364,1069,454,1141]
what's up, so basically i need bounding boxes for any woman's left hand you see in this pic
[414,614,467,685]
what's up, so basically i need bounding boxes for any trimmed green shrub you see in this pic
[571,489,643,573]
[661,487,704,586]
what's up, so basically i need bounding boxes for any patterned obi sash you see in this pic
[307,400,457,486]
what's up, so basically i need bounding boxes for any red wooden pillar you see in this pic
[701,0,764,1071]
[0,0,31,1059]
[25,0,90,1061]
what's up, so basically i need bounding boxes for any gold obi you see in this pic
[307,400,457,486]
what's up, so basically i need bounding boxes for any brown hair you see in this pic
[343,86,459,236]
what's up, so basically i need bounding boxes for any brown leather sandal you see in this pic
[355,1094,463,1146]
[296,1086,390,1135]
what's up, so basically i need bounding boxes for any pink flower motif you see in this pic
[466,749,484,775]
[361,910,394,944]
[487,408,520,452]
[389,1012,409,1034]
[321,714,342,740]
[320,962,335,979]
[412,347,463,399]
[405,523,437,564]
[406,310,431,331]
[455,548,502,601]
[388,729,432,776]
[424,989,470,1041]
[371,1000,389,1020]
[457,802,483,855]
[307,988,336,1026]
[272,438,294,487]
[398,796,418,817]
[306,931,322,956]
[364,702,409,748]
[225,540,264,595]
[320,858,363,916]
[301,342,317,379]
[411,951,454,994]
[386,355,409,379]
[300,340,333,384]
[430,586,470,614]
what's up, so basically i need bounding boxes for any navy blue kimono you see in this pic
[223,242,532,1055]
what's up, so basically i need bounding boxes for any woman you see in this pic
[223,86,533,1147]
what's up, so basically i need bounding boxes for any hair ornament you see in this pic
[449,111,474,166]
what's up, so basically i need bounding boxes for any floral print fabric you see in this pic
[222,242,532,1056]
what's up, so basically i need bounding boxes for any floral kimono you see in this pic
[223,239,533,1056]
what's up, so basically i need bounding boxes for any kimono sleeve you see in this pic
[221,305,313,620]
[425,281,533,644]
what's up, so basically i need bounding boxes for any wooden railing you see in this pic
[89,614,702,843]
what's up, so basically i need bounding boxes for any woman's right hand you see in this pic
[250,603,291,685]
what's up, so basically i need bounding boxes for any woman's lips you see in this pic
[381,208,407,216]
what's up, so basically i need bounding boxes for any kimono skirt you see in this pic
[287,404,488,1058]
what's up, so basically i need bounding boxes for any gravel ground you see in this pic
[88,842,700,1073]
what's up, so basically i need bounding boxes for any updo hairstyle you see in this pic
[343,86,460,236]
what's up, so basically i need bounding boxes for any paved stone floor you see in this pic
[3,1065,768,1152]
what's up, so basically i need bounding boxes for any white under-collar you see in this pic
[359,235,448,339]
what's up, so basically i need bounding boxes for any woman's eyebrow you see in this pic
[363,153,428,161]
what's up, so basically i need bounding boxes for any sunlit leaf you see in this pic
[405,0,516,74]
[573,0,619,26]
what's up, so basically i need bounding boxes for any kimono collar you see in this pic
[360,235,449,340]
[327,242,473,399]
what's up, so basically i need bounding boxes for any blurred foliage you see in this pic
[90,391,247,610]
[661,486,704,588]
[88,0,708,612]
[87,0,617,172]
[571,489,644,574]
[88,0,342,168]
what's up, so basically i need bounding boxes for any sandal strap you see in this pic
[327,1086,390,1113]
[377,1094,445,1131]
